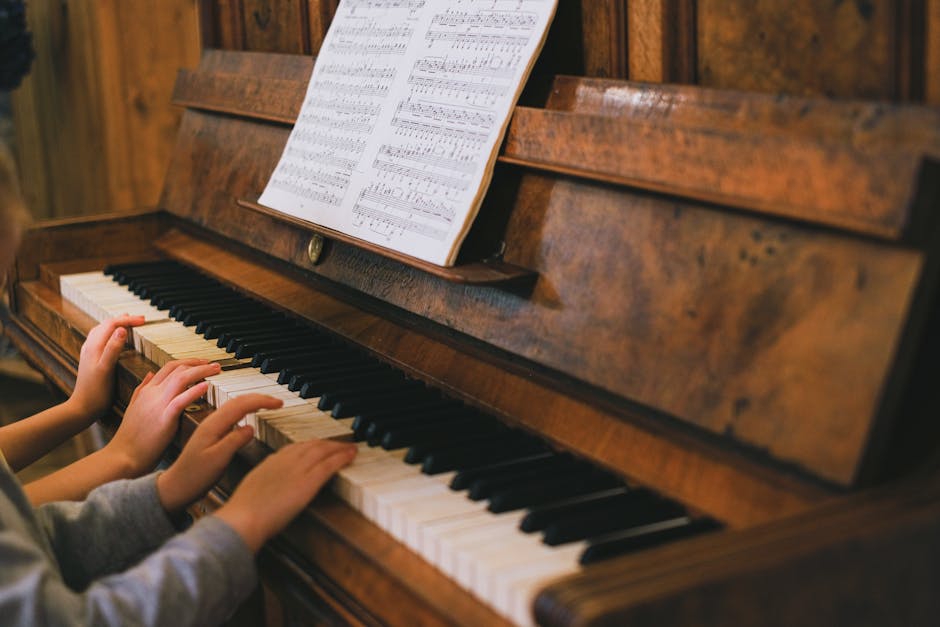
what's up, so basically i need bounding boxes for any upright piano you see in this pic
[6,47,940,626]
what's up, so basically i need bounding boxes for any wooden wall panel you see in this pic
[306,0,339,55]
[241,0,308,54]
[582,1,628,79]
[627,0,696,82]
[927,0,940,104]
[10,0,201,220]
[696,0,905,99]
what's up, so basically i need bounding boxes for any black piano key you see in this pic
[221,328,305,350]
[353,402,464,440]
[105,261,182,281]
[317,377,413,412]
[333,387,439,419]
[519,487,631,532]
[148,286,232,305]
[255,349,342,371]
[298,368,395,398]
[284,360,374,389]
[181,307,257,326]
[198,313,287,336]
[331,385,433,418]
[171,300,248,319]
[417,435,546,474]
[241,342,338,363]
[541,494,686,545]
[199,313,289,337]
[365,407,476,445]
[487,472,621,513]
[286,360,384,390]
[578,518,721,565]
[133,279,204,295]
[232,335,333,359]
[466,458,581,501]
[127,270,204,288]
[324,380,424,416]
[381,417,502,450]
[450,452,557,491]
[145,282,231,299]
[249,342,344,368]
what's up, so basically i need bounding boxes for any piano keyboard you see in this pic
[61,261,719,626]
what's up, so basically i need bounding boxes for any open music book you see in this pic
[258,0,558,267]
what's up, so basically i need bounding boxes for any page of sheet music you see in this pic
[258,0,558,266]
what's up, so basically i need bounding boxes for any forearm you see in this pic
[24,447,137,505]
[0,399,91,471]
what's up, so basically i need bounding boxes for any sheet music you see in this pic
[258,0,558,266]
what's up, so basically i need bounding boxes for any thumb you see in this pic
[129,371,154,405]
[201,394,283,438]
[98,327,127,368]
[214,425,255,459]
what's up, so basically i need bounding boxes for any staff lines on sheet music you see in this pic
[286,147,358,172]
[331,24,415,40]
[407,75,506,98]
[391,116,489,143]
[397,100,497,130]
[373,157,470,191]
[431,9,539,29]
[378,145,478,175]
[329,40,410,55]
[269,180,342,207]
[277,163,350,189]
[298,112,375,134]
[359,185,456,223]
[353,202,449,240]
[425,30,529,49]
[318,64,397,80]
[413,55,517,79]
[343,0,425,11]
[305,98,383,118]
[292,130,367,154]
[314,79,390,98]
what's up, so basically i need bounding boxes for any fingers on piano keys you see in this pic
[62,261,720,626]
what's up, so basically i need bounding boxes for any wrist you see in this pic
[97,443,144,478]
[156,468,192,514]
[60,397,98,428]
[213,505,266,553]
[84,447,138,482]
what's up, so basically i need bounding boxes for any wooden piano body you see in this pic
[6,47,940,625]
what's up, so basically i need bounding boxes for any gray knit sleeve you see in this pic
[1,514,258,627]
[35,473,178,587]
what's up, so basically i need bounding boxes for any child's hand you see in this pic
[106,359,222,475]
[215,438,356,552]
[156,393,283,515]
[67,314,145,421]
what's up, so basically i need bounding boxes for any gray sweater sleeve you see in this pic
[1,513,258,626]
[1,473,258,626]
[35,473,180,587]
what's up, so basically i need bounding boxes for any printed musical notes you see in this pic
[258,0,558,266]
